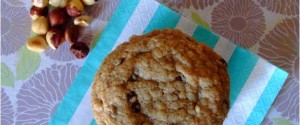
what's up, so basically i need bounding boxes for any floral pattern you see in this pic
[15,64,79,125]
[1,0,31,55]
[258,0,299,16]
[3,0,25,7]
[158,0,219,9]
[1,88,14,125]
[259,17,299,122]
[211,0,266,48]
[44,42,77,61]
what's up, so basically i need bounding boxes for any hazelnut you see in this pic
[65,25,79,44]
[82,0,98,5]
[26,36,48,52]
[46,28,65,50]
[49,0,69,8]
[31,16,49,35]
[66,0,84,17]
[30,6,48,20]
[70,42,89,59]
[74,15,92,27]
[49,8,69,27]
[32,0,49,8]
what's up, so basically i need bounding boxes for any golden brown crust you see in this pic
[91,29,230,125]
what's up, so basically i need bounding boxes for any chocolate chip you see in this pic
[128,74,137,81]
[119,58,125,65]
[175,76,182,81]
[131,101,141,113]
[219,58,227,66]
[127,91,137,100]
[223,100,229,109]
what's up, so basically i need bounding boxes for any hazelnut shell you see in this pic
[70,42,89,59]
[30,6,48,20]
[49,8,69,27]
[65,25,79,44]
[46,28,65,50]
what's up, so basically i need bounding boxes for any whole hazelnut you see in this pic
[66,0,84,17]
[26,36,48,52]
[32,16,49,35]
[32,0,49,8]
[49,0,69,8]
[46,28,65,50]
[82,0,98,5]
[49,8,69,27]
[74,15,92,27]
[70,42,89,59]
[30,6,48,20]
[65,25,79,44]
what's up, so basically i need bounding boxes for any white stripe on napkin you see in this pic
[176,17,197,36]
[223,58,276,125]
[213,37,236,62]
[68,87,93,125]
[111,0,160,50]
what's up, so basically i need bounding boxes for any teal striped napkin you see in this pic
[49,0,288,125]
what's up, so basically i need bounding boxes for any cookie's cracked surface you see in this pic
[92,29,230,125]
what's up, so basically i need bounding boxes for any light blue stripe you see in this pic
[228,47,259,107]
[245,68,288,125]
[192,26,219,48]
[143,4,181,33]
[90,119,97,125]
[49,0,140,124]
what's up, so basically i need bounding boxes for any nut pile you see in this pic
[26,0,98,59]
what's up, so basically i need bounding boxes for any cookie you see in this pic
[91,29,230,125]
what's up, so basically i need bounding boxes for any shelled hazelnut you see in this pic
[49,0,69,8]
[30,6,48,20]
[74,15,92,27]
[46,28,65,50]
[49,8,69,27]
[31,16,49,35]
[32,0,49,8]
[27,0,97,58]
[82,0,98,5]
[26,36,48,52]
[66,0,84,17]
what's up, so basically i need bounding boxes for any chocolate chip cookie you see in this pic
[91,29,230,125]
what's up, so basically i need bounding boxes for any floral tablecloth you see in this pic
[1,0,298,124]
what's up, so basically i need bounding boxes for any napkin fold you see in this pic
[49,0,288,125]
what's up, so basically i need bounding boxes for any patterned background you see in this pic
[1,0,298,124]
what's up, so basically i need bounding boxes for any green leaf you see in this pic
[16,46,41,80]
[273,118,293,125]
[191,12,211,30]
[1,63,15,87]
